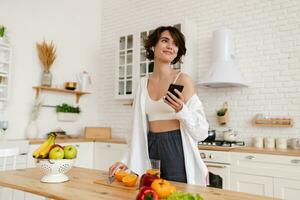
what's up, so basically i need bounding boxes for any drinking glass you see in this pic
[148,159,161,177]
[0,120,8,139]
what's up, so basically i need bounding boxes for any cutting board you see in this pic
[94,172,139,191]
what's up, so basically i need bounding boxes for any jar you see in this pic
[252,137,264,148]
[41,70,52,87]
[276,138,287,149]
[264,137,275,149]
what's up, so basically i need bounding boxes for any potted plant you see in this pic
[216,103,229,125]
[0,25,5,40]
[56,103,81,122]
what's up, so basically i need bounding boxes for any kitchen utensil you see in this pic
[275,138,287,149]
[264,137,275,149]
[35,158,75,183]
[204,130,216,142]
[64,82,77,90]
[252,137,263,148]
[223,129,238,142]
[77,71,91,92]
[288,138,300,150]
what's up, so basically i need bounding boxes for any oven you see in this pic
[199,150,231,189]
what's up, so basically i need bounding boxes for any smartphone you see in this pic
[167,84,184,99]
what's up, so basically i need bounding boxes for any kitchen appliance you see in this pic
[197,29,248,88]
[199,150,231,189]
[199,140,245,147]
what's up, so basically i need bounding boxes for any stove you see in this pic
[198,140,245,147]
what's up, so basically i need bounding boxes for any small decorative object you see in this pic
[0,25,6,39]
[64,82,77,90]
[56,103,81,122]
[77,71,92,92]
[0,120,8,140]
[26,98,43,139]
[36,40,56,87]
[216,102,229,125]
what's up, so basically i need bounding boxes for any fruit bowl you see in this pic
[35,158,75,183]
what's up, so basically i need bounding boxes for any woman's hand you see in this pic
[163,89,185,112]
[108,162,128,177]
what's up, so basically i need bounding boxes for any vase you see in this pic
[41,70,52,87]
[25,120,39,139]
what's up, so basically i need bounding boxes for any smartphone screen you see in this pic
[167,84,184,99]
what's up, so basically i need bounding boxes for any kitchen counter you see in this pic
[0,167,278,200]
[28,137,127,145]
[199,146,300,157]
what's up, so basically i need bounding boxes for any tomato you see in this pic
[150,179,173,199]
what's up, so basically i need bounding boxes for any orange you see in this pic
[146,169,160,177]
[122,174,138,187]
[115,171,129,182]
[151,179,173,199]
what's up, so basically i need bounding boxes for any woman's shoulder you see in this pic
[178,72,193,84]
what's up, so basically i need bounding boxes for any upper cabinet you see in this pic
[0,40,12,108]
[115,18,197,100]
[115,34,135,99]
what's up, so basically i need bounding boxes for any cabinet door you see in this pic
[116,34,135,99]
[0,40,11,106]
[274,178,300,200]
[60,142,94,169]
[230,172,273,197]
[94,142,128,171]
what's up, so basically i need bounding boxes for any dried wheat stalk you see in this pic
[36,40,56,71]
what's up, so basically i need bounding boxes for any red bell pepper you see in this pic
[136,186,158,200]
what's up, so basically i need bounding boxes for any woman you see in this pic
[109,26,209,185]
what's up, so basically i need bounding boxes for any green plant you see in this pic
[217,108,227,116]
[0,25,6,37]
[56,103,81,114]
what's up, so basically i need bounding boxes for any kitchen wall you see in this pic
[99,0,300,144]
[0,0,102,139]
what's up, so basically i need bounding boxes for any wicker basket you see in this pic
[217,102,229,125]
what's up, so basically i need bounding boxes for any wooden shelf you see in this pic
[33,86,90,103]
[252,118,293,127]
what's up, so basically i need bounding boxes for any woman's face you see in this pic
[153,30,178,64]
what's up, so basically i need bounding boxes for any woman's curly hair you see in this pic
[144,26,186,64]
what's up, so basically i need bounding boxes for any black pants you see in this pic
[148,129,187,183]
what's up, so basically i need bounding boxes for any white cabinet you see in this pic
[0,40,12,109]
[274,178,300,200]
[115,18,197,99]
[27,142,94,169]
[230,173,273,197]
[94,142,128,171]
[115,34,135,99]
[230,152,300,199]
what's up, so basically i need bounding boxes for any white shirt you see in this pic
[121,76,209,186]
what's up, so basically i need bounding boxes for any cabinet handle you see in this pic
[206,164,226,168]
[19,153,27,156]
[75,144,80,148]
[245,155,255,160]
[106,144,111,148]
[291,159,300,164]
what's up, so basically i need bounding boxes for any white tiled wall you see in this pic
[98,0,300,144]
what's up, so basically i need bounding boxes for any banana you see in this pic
[38,136,55,158]
[32,133,56,158]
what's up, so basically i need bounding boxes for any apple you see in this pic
[49,147,64,159]
[49,144,64,152]
[63,145,77,159]
[139,173,159,188]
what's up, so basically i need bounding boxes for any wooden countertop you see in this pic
[29,137,127,145]
[198,146,300,157]
[0,167,277,200]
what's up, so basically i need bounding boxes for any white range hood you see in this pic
[198,29,248,88]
